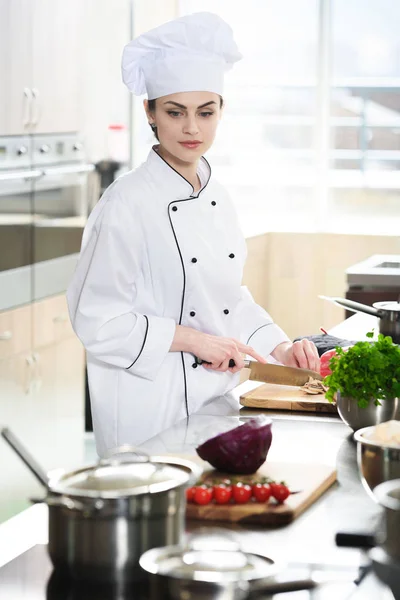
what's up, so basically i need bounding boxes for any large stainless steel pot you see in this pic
[319,296,400,343]
[1,429,201,583]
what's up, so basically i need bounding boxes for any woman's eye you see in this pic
[199,112,213,118]
[167,111,182,117]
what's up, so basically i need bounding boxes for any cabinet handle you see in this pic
[31,88,41,127]
[0,331,12,341]
[0,170,42,182]
[23,87,33,128]
[25,354,35,394]
[53,314,68,323]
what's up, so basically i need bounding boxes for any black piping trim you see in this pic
[180,352,189,417]
[152,146,212,197]
[126,315,149,369]
[246,323,273,345]
[163,152,212,417]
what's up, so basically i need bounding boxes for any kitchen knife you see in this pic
[195,358,322,386]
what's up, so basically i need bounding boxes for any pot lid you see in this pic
[373,301,400,312]
[139,541,278,583]
[48,451,199,498]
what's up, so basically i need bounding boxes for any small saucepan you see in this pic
[139,531,317,600]
[319,296,400,343]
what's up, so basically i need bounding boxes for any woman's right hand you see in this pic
[170,325,267,373]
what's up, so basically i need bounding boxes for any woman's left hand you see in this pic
[271,340,320,373]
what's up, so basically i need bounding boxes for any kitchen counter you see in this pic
[0,313,395,598]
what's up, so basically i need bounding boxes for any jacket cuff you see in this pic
[246,323,290,360]
[126,315,176,380]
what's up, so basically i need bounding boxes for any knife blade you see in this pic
[243,360,323,386]
[195,357,322,386]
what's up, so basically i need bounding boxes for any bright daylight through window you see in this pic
[171,0,400,236]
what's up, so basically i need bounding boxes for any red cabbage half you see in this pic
[195,416,273,475]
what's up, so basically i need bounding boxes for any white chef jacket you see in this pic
[67,147,289,457]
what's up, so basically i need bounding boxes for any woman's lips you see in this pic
[179,142,202,149]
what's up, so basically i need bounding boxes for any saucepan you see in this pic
[319,296,400,343]
[336,479,400,599]
[139,530,318,600]
[0,428,201,583]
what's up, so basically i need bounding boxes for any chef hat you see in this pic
[121,12,242,99]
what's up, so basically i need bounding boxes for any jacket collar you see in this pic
[144,145,211,199]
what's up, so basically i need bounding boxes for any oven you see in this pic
[0,134,94,311]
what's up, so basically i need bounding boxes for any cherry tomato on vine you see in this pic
[185,487,196,502]
[193,486,213,505]
[251,483,271,503]
[232,483,252,504]
[213,484,232,504]
[270,482,290,503]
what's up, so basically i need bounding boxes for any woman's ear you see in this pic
[143,99,150,120]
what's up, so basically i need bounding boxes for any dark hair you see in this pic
[148,96,224,141]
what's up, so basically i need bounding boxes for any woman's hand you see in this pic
[271,340,320,373]
[170,325,267,373]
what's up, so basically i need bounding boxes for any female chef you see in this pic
[67,12,319,457]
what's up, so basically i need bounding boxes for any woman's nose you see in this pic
[183,117,199,135]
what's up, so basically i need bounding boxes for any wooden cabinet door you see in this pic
[30,337,85,472]
[31,0,83,133]
[0,352,44,523]
[32,294,73,350]
[0,0,33,135]
[0,304,31,360]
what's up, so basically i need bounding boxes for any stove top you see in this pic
[0,545,150,600]
[0,544,393,600]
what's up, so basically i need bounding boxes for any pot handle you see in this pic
[153,455,203,485]
[250,576,317,596]
[100,445,150,465]
[30,495,86,511]
[319,295,380,318]
[185,527,241,552]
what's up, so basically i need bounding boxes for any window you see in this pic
[133,1,400,235]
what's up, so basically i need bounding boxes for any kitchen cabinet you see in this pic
[31,0,83,134]
[0,351,44,521]
[0,0,83,136]
[0,0,32,136]
[0,303,31,360]
[0,294,85,523]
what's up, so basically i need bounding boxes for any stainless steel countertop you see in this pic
[0,313,394,597]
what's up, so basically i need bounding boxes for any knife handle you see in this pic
[195,358,250,369]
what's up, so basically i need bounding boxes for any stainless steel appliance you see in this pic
[0,134,94,311]
[345,255,400,319]
[346,255,400,289]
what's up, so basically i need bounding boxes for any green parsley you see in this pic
[324,332,400,408]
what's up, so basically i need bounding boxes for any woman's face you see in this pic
[144,91,222,163]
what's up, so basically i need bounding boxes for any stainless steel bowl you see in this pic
[354,426,400,501]
[336,393,398,431]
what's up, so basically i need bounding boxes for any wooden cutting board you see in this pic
[240,383,337,413]
[185,458,336,526]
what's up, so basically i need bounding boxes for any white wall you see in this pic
[78,0,131,163]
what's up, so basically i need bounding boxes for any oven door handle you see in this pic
[0,169,43,182]
[41,163,95,177]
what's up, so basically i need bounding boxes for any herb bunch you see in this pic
[324,332,400,408]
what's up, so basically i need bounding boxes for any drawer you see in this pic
[33,294,74,348]
[0,305,31,359]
